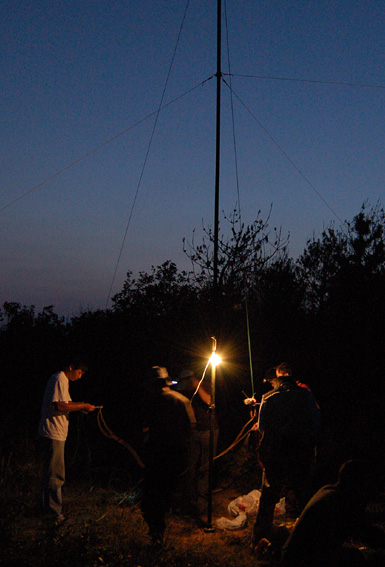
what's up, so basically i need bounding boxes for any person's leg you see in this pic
[177,435,200,514]
[253,473,281,545]
[141,454,166,543]
[142,446,178,545]
[287,457,313,516]
[40,438,65,517]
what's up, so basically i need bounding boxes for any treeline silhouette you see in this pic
[1,203,384,487]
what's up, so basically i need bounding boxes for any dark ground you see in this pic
[1,443,385,567]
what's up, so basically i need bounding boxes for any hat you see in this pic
[179,368,194,381]
[151,366,170,379]
[150,366,175,387]
[274,362,292,375]
[263,367,277,383]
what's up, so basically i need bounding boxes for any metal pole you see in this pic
[245,297,255,396]
[213,0,221,298]
[205,337,217,532]
[205,0,221,527]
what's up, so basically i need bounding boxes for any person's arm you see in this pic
[184,398,197,427]
[191,377,211,405]
[54,401,95,413]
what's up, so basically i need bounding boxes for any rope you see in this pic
[0,77,212,216]
[222,77,347,228]
[105,0,192,308]
[97,408,145,469]
[214,414,258,460]
[96,407,259,472]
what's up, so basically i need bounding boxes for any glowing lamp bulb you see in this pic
[210,353,221,367]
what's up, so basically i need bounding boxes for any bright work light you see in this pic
[210,352,221,367]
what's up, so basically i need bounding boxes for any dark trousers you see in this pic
[141,443,187,539]
[253,458,311,544]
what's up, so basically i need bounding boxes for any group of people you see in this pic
[37,357,385,564]
[250,362,385,565]
[37,357,217,541]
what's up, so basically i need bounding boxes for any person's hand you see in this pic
[82,403,95,413]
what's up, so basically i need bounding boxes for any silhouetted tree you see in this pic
[296,203,385,468]
[183,208,289,298]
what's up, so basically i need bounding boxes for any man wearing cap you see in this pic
[141,366,197,546]
[252,362,320,552]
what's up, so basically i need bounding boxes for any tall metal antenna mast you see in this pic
[204,0,222,533]
[213,0,221,300]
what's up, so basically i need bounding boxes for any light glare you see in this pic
[210,353,221,367]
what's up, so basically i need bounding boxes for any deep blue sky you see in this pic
[2,0,384,316]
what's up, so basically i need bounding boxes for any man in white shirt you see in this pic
[38,357,95,523]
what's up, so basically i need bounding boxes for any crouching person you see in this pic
[281,460,385,567]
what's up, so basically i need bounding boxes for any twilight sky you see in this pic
[1,0,385,317]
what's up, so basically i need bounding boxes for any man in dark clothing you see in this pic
[281,460,385,567]
[252,362,320,550]
[141,366,196,547]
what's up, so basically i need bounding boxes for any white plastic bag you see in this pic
[215,490,286,531]
[215,489,260,530]
[228,489,261,517]
[216,512,248,530]
[274,496,286,515]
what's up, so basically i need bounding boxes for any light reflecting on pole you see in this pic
[205,338,221,531]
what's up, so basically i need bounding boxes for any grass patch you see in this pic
[1,445,384,567]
